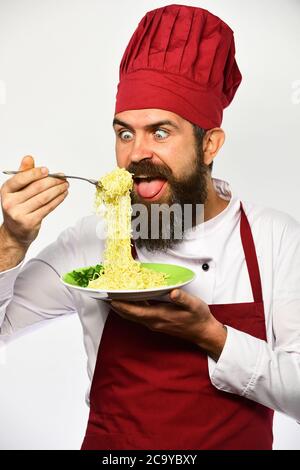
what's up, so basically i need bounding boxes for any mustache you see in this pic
[127,161,173,181]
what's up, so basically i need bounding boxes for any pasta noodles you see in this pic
[88,167,168,290]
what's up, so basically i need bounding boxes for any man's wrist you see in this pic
[196,319,227,362]
[0,225,28,271]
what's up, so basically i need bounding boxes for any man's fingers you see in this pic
[19,182,69,213]
[18,155,35,171]
[169,289,200,312]
[27,189,69,220]
[4,166,49,193]
[169,289,186,303]
[111,300,160,321]
[12,176,68,205]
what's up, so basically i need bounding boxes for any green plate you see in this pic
[61,263,196,301]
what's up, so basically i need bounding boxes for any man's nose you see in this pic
[130,137,154,163]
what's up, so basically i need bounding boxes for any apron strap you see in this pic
[131,201,264,304]
[240,202,263,303]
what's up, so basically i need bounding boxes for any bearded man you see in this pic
[1,5,300,450]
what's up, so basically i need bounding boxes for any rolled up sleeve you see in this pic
[208,216,300,421]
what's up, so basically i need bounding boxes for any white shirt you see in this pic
[1,178,300,421]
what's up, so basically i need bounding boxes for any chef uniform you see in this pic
[1,180,300,448]
[1,4,300,450]
[81,4,267,449]
[81,203,273,450]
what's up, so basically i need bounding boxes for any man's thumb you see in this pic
[169,288,201,312]
[170,289,188,305]
[18,155,35,171]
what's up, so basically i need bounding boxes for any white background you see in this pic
[0,0,300,449]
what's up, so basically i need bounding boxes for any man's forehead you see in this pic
[113,109,184,128]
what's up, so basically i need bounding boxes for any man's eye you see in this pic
[154,129,169,139]
[119,130,133,141]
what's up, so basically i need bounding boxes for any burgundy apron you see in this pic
[81,202,273,450]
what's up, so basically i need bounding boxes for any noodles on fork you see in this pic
[88,168,168,290]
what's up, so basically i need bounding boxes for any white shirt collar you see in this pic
[136,178,241,259]
[181,178,240,241]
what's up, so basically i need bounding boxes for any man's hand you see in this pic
[0,155,69,271]
[110,289,227,361]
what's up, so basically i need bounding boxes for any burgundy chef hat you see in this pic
[115,4,242,129]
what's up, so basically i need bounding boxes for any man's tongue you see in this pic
[136,178,166,198]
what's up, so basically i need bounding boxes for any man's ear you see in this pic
[202,128,225,166]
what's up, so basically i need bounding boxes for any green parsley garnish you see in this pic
[71,264,103,287]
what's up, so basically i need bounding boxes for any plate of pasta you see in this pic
[60,167,195,300]
[60,262,195,300]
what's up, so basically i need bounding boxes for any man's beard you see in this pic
[128,153,209,252]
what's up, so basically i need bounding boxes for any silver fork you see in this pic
[2,171,102,189]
